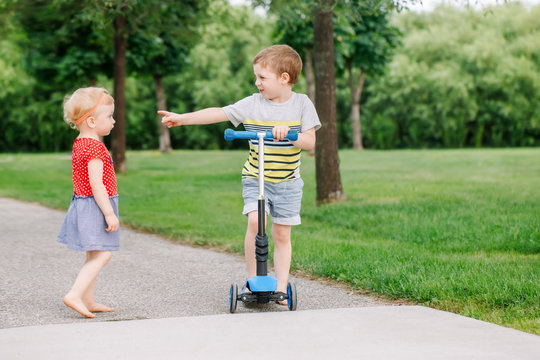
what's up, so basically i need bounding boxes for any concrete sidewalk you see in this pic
[1,306,539,359]
[1,197,539,359]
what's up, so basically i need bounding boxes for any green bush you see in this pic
[363,3,540,148]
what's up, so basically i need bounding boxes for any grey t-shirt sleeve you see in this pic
[222,95,255,127]
[300,95,321,132]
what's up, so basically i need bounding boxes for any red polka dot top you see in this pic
[72,138,117,197]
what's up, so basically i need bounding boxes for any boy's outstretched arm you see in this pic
[158,108,228,128]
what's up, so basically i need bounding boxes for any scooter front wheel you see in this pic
[287,282,297,311]
[229,283,238,313]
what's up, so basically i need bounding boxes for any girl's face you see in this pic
[93,104,116,136]
[253,63,290,103]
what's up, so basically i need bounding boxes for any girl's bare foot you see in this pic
[63,294,95,318]
[85,302,114,313]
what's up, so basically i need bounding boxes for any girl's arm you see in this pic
[88,158,119,233]
[273,126,317,151]
[158,108,228,128]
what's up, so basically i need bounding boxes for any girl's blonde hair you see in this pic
[63,87,114,129]
[253,45,302,85]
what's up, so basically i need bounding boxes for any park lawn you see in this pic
[1,148,539,334]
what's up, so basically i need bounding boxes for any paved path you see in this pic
[1,197,539,359]
[0,197,380,328]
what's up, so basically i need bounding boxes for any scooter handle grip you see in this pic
[224,129,298,142]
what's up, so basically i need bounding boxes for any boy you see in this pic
[158,45,321,301]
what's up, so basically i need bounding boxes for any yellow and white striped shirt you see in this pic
[242,118,302,182]
[223,92,321,183]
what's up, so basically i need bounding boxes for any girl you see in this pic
[57,87,119,318]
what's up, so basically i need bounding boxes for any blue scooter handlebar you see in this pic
[224,129,298,142]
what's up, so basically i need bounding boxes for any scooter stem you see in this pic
[255,132,268,276]
[258,132,265,201]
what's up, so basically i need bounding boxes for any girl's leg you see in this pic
[82,278,114,313]
[272,223,292,294]
[63,251,112,318]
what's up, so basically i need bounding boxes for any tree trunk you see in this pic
[154,74,172,153]
[304,47,316,157]
[348,63,364,150]
[313,0,346,205]
[112,15,127,173]
[304,47,316,105]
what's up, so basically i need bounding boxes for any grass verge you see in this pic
[1,148,538,334]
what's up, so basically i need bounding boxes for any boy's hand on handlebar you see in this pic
[158,110,182,128]
[272,125,290,141]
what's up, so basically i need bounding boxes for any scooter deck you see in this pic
[246,275,277,292]
[238,276,287,304]
[238,291,289,304]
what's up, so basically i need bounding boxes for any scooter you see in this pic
[224,128,298,313]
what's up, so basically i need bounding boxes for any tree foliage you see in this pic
[162,0,274,150]
[127,0,207,77]
[363,3,540,148]
[1,1,540,152]
[0,0,112,152]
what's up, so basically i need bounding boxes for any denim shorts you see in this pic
[242,177,304,225]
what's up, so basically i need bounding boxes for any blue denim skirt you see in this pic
[57,195,120,251]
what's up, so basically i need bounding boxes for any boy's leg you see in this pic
[267,178,303,297]
[244,211,258,279]
[271,223,292,293]
[64,250,112,317]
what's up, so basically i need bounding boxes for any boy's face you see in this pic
[253,63,291,103]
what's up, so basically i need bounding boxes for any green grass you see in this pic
[1,148,539,334]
